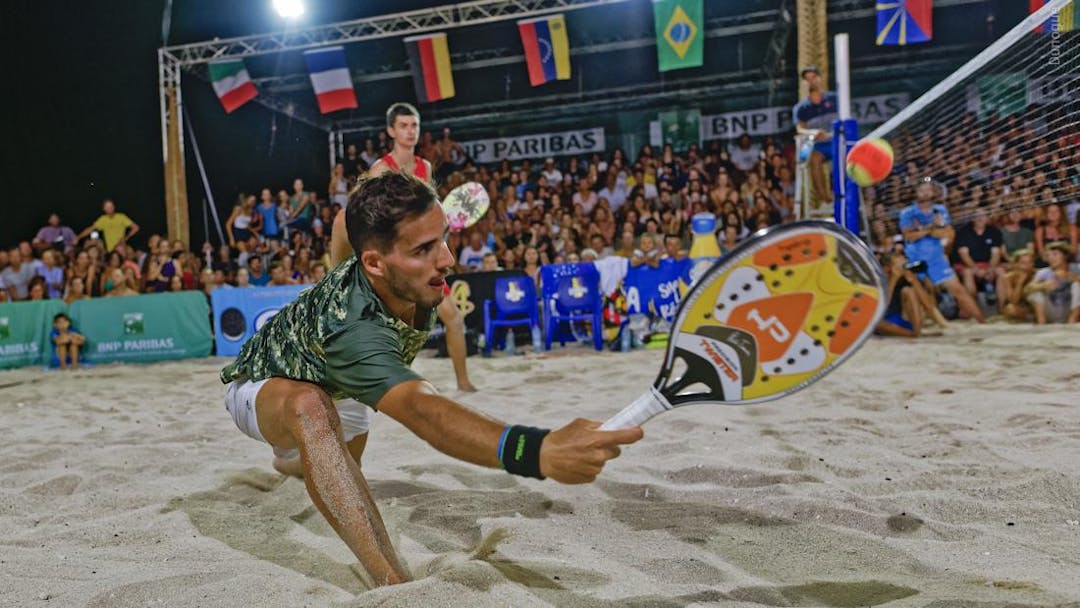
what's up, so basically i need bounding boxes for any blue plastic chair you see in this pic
[483,276,540,355]
[540,263,604,351]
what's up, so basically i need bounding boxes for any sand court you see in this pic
[1,323,1079,607]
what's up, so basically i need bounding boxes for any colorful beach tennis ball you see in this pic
[845,138,894,187]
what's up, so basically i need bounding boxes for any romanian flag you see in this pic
[518,14,571,87]
[208,60,257,114]
[404,33,456,103]
[302,47,358,114]
[1030,0,1078,33]
[876,1,932,45]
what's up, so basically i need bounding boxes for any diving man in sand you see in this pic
[221,172,643,586]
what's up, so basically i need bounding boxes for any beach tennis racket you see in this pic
[600,221,886,430]
[442,182,490,232]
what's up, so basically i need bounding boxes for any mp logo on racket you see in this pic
[745,309,791,343]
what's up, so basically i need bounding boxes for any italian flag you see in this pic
[209,60,257,113]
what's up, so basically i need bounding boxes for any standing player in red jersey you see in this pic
[334,102,476,392]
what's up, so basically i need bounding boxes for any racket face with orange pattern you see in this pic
[601,221,886,430]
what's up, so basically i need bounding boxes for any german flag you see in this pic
[404,33,456,103]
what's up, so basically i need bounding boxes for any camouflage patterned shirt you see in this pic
[220,257,436,408]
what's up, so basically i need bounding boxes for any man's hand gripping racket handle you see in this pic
[600,387,672,431]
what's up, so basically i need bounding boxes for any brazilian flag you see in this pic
[654,0,704,72]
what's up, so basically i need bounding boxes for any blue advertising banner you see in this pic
[624,258,686,321]
[210,285,306,357]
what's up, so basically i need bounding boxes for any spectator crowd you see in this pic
[3,115,1078,330]
[865,107,1080,326]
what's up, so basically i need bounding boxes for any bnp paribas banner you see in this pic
[0,300,68,369]
[69,292,212,363]
[699,93,911,140]
[461,128,605,163]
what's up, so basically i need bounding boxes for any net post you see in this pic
[841,118,862,235]
[831,119,844,224]
[830,119,862,234]
[831,32,861,236]
[835,33,851,120]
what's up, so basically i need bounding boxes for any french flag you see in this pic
[303,46,358,114]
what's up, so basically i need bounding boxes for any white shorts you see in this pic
[224,378,371,446]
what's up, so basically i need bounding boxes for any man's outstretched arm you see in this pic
[376,380,643,483]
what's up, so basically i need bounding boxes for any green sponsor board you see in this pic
[658,108,701,152]
[970,73,1027,117]
[0,300,68,369]
[69,292,212,363]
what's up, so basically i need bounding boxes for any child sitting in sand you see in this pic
[51,312,86,370]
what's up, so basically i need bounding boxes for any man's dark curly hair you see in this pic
[346,172,438,255]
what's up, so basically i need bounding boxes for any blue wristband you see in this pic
[499,425,550,479]
[496,425,511,469]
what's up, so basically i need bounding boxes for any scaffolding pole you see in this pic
[796,0,829,94]
[159,50,190,246]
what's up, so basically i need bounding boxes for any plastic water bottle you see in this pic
[798,136,814,164]
[689,213,721,260]
[620,326,632,352]
[504,329,516,355]
[531,326,543,353]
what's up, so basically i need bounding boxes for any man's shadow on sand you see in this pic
[164,466,931,608]
[162,467,601,595]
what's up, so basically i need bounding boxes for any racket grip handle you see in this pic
[600,387,671,430]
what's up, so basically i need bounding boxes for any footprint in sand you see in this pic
[162,469,369,594]
[24,474,82,496]
[716,580,918,607]
[524,372,564,384]
[886,512,924,533]
[652,465,819,488]
[398,463,521,490]
[86,573,234,608]
[392,486,573,553]
[169,470,578,595]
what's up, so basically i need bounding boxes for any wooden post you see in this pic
[796,0,829,97]
[163,85,190,247]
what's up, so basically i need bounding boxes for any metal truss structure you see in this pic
[162,0,631,66]
[157,0,634,243]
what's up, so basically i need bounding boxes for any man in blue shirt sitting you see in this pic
[792,66,838,203]
[899,178,985,322]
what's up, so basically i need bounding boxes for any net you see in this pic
[863,0,1079,234]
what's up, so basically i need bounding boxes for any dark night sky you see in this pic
[1,0,437,249]
[5,1,169,248]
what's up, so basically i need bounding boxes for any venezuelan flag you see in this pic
[876,0,933,46]
[404,33,455,103]
[518,14,571,87]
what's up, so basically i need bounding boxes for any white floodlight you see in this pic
[273,0,305,19]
